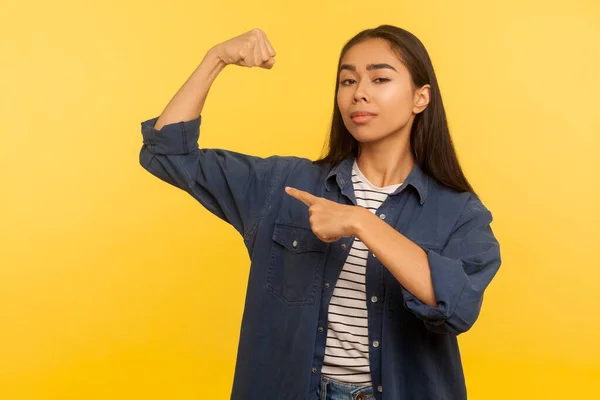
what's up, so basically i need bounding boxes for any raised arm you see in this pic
[139,29,282,244]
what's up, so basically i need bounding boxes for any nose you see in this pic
[352,81,370,103]
[353,93,368,103]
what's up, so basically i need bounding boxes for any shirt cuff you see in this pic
[402,248,468,326]
[140,115,201,155]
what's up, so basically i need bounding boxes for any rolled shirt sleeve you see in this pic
[402,195,502,335]
[141,116,201,155]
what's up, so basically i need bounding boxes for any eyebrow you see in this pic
[339,63,398,73]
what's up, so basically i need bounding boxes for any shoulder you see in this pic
[273,155,333,177]
[425,176,493,225]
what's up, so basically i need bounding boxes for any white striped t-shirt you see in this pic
[321,159,402,386]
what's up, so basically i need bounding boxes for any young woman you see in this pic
[139,25,501,400]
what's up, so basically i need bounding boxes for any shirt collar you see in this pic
[324,155,429,205]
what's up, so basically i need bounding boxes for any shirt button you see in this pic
[324,282,330,288]
[373,340,380,348]
[341,243,347,249]
[379,214,386,220]
[311,367,317,373]
[371,296,378,303]
[292,240,298,248]
[318,326,324,333]
[377,385,383,392]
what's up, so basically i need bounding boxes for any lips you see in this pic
[350,111,376,124]
[350,111,376,118]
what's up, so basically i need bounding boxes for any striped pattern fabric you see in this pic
[321,160,401,386]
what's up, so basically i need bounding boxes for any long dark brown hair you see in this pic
[314,25,476,195]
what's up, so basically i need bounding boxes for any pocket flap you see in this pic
[272,222,327,253]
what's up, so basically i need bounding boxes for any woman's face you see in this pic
[337,38,428,144]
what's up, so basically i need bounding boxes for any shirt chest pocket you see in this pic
[266,221,328,306]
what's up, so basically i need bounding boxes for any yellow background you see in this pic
[1,0,599,398]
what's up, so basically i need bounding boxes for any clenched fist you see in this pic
[213,28,276,69]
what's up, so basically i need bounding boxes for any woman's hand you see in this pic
[285,187,366,242]
[212,28,276,69]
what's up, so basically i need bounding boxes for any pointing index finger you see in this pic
[285,187,317,207]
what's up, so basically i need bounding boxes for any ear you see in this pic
[413,84,431,114]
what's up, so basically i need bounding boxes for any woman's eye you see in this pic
[340,78,389,85]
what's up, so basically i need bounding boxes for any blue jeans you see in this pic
[317,375,375,400]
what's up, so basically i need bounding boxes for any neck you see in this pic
[355,127,415,188]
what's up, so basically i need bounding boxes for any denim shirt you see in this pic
[139,115,502,400]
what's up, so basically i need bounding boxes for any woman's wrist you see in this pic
[351,206,372,238]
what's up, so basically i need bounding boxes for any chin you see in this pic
[348,130,388,144]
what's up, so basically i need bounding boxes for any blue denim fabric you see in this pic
[318,375,374,400]
[139,115,502,400]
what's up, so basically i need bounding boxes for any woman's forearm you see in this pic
[154,46,227,131]
[353,208,437,306]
